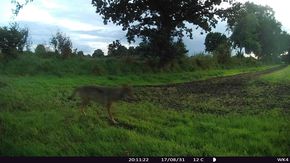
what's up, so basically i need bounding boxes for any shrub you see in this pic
[214,43,231,65]
[205,32,228,53]
[91,64,106,75]
[77,51,84,56]
[35,44,46,55]
[92,49,104,58]
[191,54,217,70]
[0,23,29,59]
[50,31,73,58]
[107,40,128,57]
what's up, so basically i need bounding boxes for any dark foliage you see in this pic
[35,44,46,55]
[50,31,73,58]
[205,32,228,52]
[92,49,105,57]
[92,0,233,66]
[0,23,29,58]
[227,2,290,61]
[107,40,128,57]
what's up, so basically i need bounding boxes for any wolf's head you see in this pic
[121,85,134,99]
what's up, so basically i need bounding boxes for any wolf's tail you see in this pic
[68,88,78,100]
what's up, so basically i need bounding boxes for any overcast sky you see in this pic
[0,0,289,55]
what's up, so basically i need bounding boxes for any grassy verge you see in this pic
[0,65,276,87]
[0,65,289,156]
[260,65,290,83]
[0,103,288,156]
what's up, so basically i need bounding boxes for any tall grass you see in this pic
[0,53,265,76]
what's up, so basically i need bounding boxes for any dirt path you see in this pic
[132,65,289,114]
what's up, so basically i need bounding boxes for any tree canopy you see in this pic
[12,0,290,64]
[107,40,128,57]
[205,32,228,53]
[50,31,73,58]
[227,2,289,61]
[0,23,29,58]
[92,0,233,66]
[35,44,46,55]
[92,49,105,57]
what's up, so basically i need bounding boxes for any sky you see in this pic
[0,0,290,55]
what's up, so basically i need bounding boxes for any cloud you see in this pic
[70,29,129,54]
[13,0,104,32]
[40,0,66,10]
[17,21,57,44]
[14,2,55,24]
[0,1,15,24]
[73,29,126,40]
[8,0,130,54]
[56,19,105,31]
[15,19,130,55]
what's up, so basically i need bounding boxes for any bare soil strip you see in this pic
[132,65,289,114]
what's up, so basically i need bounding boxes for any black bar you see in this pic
[0,157,288,163]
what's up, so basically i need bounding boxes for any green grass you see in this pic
[0,65,289,156]
[0,53,267,76]
[260,65,290,83]
[0,104,288,156]
[0,65,276,87]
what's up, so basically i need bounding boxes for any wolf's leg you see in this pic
[106,102,117,124]
[80,98,89,116]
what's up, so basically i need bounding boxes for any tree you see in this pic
[11,0,33,15]
[258,13,283,62]
[204,32,230,64]
[72,48,78,55]
[205,32,228,53]
[127,46,136,56]
[280,32,290,64]
[107,40,128,57]
[50,31,72,58]
[214,42,231,64]
[278,31,290,55]
[77,51,84,56]
[173,39,188,57]
[227,2,287,61]
[287,48,290,64]
[34,44,46,55]
[134,40,152,57]
[231,13,260,57]
[92,0,233,66]
[0,23,29,58]
[92,49,104,58]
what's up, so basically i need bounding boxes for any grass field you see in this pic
[0,65,289,156]
[261,65,290,83]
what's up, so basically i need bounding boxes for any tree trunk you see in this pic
[152,25,175,67]
[239,47,243,58]
[287,48,290,64]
